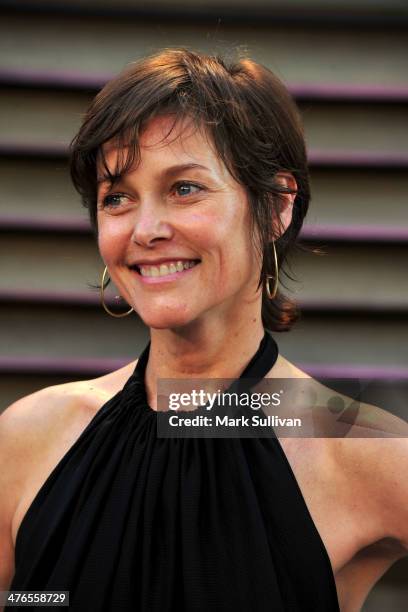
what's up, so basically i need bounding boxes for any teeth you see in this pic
[139,260,198,277]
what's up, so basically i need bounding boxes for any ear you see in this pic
[271,172,297,240]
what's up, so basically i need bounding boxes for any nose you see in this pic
[130,199,174,247]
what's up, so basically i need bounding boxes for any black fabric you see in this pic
[9,331,340,611]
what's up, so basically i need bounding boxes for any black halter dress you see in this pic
[8,331,340,611]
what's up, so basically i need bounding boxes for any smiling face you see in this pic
[96,115,264,331]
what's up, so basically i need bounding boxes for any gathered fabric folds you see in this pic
[9,331,340,611]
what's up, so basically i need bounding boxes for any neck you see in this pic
[144,317,265,410]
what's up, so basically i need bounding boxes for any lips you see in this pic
[129,259,201,274]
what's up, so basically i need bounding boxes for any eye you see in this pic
[173,181,203,197]
[99,193,128,209]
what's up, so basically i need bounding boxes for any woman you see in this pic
[1,48,407,612]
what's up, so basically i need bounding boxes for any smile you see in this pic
[129,259,201,284]
[139,259,199,277]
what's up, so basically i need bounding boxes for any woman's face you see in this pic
[96,115,265,331]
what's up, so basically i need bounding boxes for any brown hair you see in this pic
[69,47,311,332]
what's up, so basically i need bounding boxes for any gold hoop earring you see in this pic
[266,240,279,300]
[100,265,134,318]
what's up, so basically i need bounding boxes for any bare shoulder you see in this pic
[0,364,138,595]
[274,355,408,552]
[0,380,103,514]
[1,380,106,456]
[0,356,138,447]
[335,431,408,550]
[1,360,137,529]
[0,382,88,593]
[0,361,138,472]
[271,354,408,437]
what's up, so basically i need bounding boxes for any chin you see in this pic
[139,309,195,331]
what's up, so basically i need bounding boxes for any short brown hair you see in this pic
[69,47,311,332]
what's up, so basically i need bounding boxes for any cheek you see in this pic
[97,234,114,263]
[222,233,258,286]
[198,214,254,279]
[97,221,129,262]
[183,212,220,253]
[189,197,243,240]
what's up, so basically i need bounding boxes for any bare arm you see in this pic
[0,377,101,612]
[339,434,408,553]
[0,395,34,608]
[0,500,14,611]
[378,437,408,552]
[0,387,64,608]
[346,403,408,551]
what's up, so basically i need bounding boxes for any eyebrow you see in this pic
[97,163,210,186]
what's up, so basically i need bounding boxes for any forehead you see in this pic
[97,114,226,177]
